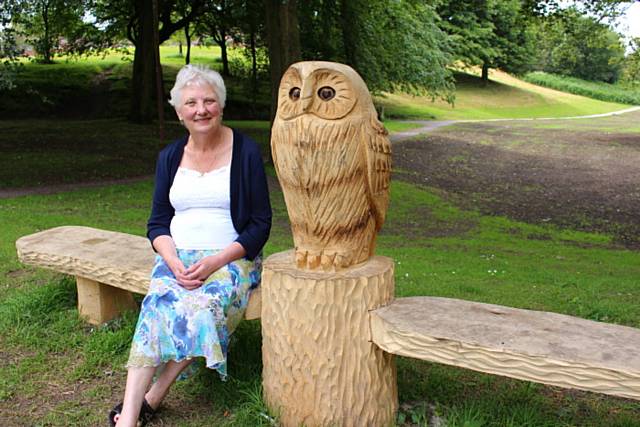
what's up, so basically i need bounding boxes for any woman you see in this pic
[109,64,271,427]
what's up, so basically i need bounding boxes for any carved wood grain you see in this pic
[371,296,640,400]
[261,250,397,427]
[15,226,261,320]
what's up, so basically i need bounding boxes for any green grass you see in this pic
[2,45,271,120]
[4,47,633,123]
[377,70,629,120]
[2,41,640,426]
[0,118,422,190]
[1,176,639,425]
[524,71,640,106]
[0,119,273,189]
[383,120,425,133]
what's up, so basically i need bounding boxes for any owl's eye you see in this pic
[318,86,336,101]
[289,87,301,101]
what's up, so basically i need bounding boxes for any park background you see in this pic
[1,0,640,425]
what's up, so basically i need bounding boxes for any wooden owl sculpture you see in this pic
[271,61,391,271]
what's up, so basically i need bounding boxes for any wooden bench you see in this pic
[15,227,640,406]
[370,296,640,400]
[15,226,261,325]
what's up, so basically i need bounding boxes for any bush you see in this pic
[523,71,640,105]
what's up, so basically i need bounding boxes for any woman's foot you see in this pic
[108,398,156,427]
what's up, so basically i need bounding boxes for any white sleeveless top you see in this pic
[169,165,239,250]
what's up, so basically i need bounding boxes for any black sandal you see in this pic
[108,402,123,427]
[108,398,156,426]
[139,398,156,425]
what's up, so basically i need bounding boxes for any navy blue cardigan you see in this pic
[147,129,272,260]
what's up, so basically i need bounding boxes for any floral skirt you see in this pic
[126,249,261,379]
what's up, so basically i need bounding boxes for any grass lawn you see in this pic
[377,69,629,120]
[1,174,639,425]
[2,42,640,426]
[523,71,640,106]
[4,47,632,122]
[0,117,418,190]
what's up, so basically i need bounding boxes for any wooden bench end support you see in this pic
[76,276,138,325]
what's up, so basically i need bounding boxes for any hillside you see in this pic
[376,69,628,120]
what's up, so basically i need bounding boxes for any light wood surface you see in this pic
[271,61,391,271]
[15,226,262,323]
[76,276,137,324]
[261,250,397,427]
[371,296,640,400]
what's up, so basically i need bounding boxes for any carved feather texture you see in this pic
[271,61,391,270]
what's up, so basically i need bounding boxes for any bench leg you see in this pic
[76,276,138,325]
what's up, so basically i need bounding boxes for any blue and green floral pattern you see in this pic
[126,249,261,380]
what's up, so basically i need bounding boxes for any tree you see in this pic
[531,8,625,82]
[0,0,22,90]
[94,0,204,122]
[232,0,266,109]
[622,37,640,87]
[197,0,239,77]
[437,0,533,82]
[296,0,454,100]
[523,0,636,23]
[264,0,301,121]
[340,0,454,97]
[11,0,88,63]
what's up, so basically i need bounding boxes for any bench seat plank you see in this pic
[16,225,261,321]
[370,296,640,400]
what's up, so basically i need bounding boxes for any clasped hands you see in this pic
[167,255,224,290]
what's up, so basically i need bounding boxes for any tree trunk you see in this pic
[250,27,258,110]
[481,62,489,84]
[261,251,397,427]
[219,28,230,76]
[130,0,158,123]
[265,0,301,122]
[185,24,191,65]
[340,0,357,67]
[151,0,165,141]
[41,1,52,63]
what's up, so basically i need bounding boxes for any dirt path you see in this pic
[394,110,640,248]
[390,106,640,143]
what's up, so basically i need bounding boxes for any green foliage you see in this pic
[11,0,94,63]
[524,71,640,105]
[437,0,534,77]
[529,8,625,83]
[622,37,640,87]
[299,0,455,101]
[1,1,23,90]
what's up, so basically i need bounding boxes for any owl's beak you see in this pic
[301,84,314,112]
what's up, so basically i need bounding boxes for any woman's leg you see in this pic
[115,366,156,427]
[144,359,193,408]
[115,359,193,426]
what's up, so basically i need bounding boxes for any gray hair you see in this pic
[168,64,226,109]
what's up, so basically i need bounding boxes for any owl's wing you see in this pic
[364,116,392,230]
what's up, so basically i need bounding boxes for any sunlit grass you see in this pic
[377,69,629,120]
[1,175,639,425]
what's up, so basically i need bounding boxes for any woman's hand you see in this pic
[182,255,225,285]
[165,256,205,290]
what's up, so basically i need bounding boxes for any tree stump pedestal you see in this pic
[261,250,397,427]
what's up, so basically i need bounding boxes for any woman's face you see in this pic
[176,83,223,135]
